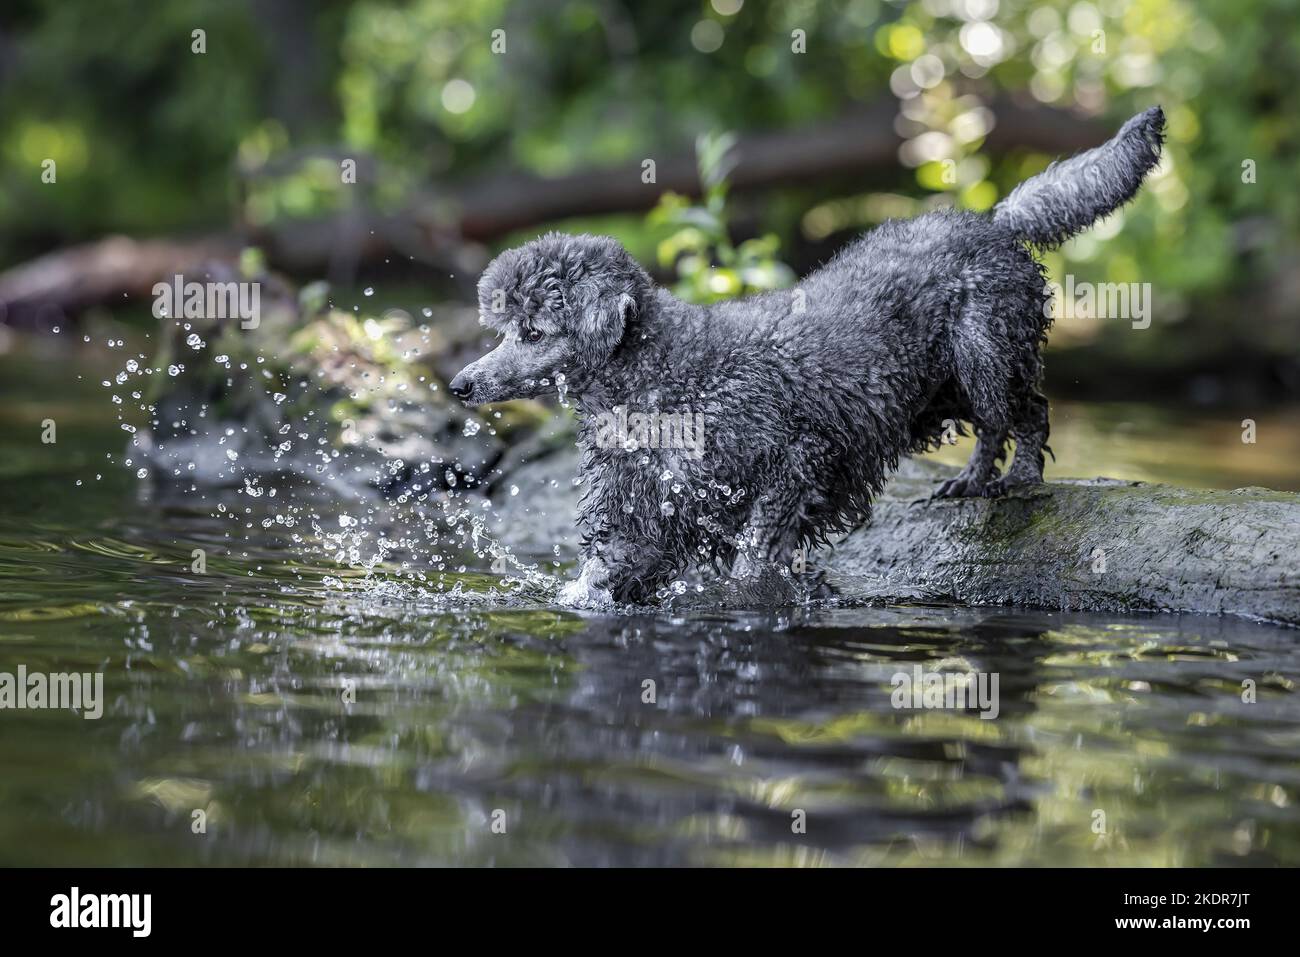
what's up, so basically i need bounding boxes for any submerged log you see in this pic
[494,451,1300,626]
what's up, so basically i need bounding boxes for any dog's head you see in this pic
[449,232,651,406]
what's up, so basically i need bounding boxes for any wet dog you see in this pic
[451,107,1165,606]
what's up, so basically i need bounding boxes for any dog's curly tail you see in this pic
[993,106,1165,248]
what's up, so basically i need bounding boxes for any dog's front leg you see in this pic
[558,482,683,607]
[731,483,804,579]
[557,535,675,607]
[556,452,694,606]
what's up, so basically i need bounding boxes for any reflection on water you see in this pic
[0,346,1297,866]
[1,508,1297,866]
[1,461,1298,867]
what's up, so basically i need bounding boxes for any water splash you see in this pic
[95,305,577,610]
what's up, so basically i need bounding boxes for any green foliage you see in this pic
[1,0,1298,356]
[648,131,794,303]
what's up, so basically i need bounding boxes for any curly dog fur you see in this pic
[451,107,1166,605]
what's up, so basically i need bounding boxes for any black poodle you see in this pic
[451,107,1166,606]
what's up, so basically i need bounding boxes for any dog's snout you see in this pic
[449,373,474,400]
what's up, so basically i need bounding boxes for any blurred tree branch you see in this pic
[0,97,1110,323]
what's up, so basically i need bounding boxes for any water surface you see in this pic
[0,344,1296,866]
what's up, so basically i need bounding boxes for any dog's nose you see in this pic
[449,374,473,400]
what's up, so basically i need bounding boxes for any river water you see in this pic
[1,343,1297,866]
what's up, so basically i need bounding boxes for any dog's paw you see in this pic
[931,473,992,499]
[981,475,1042,498]
[806,573,837,601]
[556,557,614,609]
[730,551,763,580]
[556,578,613,608]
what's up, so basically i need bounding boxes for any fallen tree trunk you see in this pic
[0,235,242,325]
[824,459,1300,627]
[450,95,1110,239]
[494,452,1300,626]
[1,98,1111,322]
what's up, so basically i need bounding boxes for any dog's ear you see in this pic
[609,291,640,344]
[616,292,637,325]
[580,290,637,354]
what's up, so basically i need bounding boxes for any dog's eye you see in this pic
[523,328,544,344]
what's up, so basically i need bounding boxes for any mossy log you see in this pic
[824,459,1300,627]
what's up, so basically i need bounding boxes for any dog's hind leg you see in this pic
[932,426,1007,498]
[985,386,1050,496]
[951,278,1013,424]
[934,286,1013,498]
